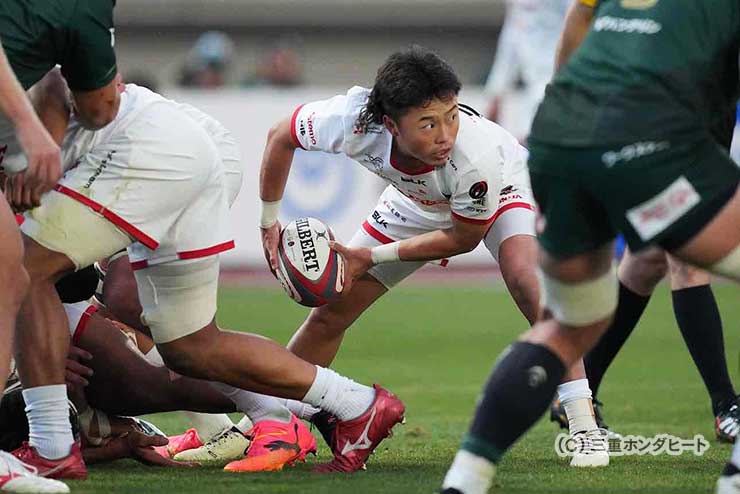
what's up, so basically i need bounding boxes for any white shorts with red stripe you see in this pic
[353,183,536,288]
[21,100,236,271]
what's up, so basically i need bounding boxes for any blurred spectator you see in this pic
[178,31,235,88]
[483,0,570,141]
[244,37,303,87]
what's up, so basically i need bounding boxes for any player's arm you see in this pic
[554,0,596,71]
[0,41,62,208]
[259,117,300,271]
[259,96,347,272]
[70,80,119,130]
[28,68,72,145]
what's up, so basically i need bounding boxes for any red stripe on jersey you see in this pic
[130,240,235,271]
[490,201,535,224]
[72,305,98,345]
[290,104,307,150]
[54,184,159,250]
[389,156,435,176]
[15,214,24,226]
[362,221,395,244]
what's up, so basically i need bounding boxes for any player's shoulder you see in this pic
[451,105,520,172]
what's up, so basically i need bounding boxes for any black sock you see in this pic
[584,282,651,398]
[672,285,735,415]
[462,342,565,463]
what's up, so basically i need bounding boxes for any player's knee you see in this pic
[156,326,221,381]
[303,306,352,338]
[540,264,619,328]
[0,263,29,311]
[619,248,667,294]
[103,279,142,323]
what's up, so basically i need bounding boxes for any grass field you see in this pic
[68,282,738,494]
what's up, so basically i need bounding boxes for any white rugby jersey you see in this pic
[485,0,570,98]
[291,86,528,225]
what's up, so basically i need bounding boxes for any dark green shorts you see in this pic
[528,136,740,258]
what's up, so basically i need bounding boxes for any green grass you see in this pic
[70,282,739,493]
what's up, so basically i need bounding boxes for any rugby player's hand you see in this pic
[65,345,94,391]
[329,241,373,295]
[260,221,282,275]
[126,430,199,468]
[14,116,62,207]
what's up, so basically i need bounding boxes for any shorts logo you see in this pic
[84,150,116,189]
[372,210,388,229]
[469,181,488,199]
[299,120,306,137]
[621,0,658,9]
[626,176,700,241]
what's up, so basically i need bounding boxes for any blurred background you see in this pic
[110,0,563,271]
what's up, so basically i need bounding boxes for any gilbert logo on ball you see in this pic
[276,217,345,307]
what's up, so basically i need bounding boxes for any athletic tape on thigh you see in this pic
[539,263,618,327]
[711,245,740,281]
[133,257,219,344]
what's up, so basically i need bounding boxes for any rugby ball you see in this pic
[276,217,345,307]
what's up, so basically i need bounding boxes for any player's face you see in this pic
[387,96,459,167]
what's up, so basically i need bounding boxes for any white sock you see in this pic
[182,412,233,442]
[442,450,495,494]
[209,382,291,424]
[731,438,740,469]
[235,415,253,433]
[285,399,321,421]
[558,378,597,434]
[302,366,375,421]
[23,385,75,460]
[144,347,165,366]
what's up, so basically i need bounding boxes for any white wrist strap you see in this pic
[371,242,401,265]
[260,199,281,229]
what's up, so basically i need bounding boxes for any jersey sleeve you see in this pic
[61,0,117,92]
[289,94,349,154]
[450,163,498,226]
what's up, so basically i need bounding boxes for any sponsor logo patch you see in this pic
[468,181,488,199]
[626,176,700,241]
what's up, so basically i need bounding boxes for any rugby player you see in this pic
[0,0,121,490]
[13,71,404,476]
[257,46,607,467]
[0,41,68,494]
[440,1,740,493]
[548,0,740,445]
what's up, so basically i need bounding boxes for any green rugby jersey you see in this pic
[530,0,740,147]
[0,0,116,91]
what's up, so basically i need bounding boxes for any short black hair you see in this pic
[357,46,461,131]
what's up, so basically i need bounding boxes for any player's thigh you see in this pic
[672,185,739,278]
[527,148,617,259]
[20,188,132,273]
[0,197,26,286]
[132,257,219,345]
[617,246,668,296]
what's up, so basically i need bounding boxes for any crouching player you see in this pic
[257,46,607,466]
[11,73,404,476]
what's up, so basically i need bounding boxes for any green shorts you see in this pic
[528,136,740,258]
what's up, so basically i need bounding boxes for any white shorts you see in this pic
[64,302,98,344]
[21,101,235,271]
[355,175,536,288]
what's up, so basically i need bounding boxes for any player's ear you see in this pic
[382,114,399,137]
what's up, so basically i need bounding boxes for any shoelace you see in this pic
[0,450,39,477]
